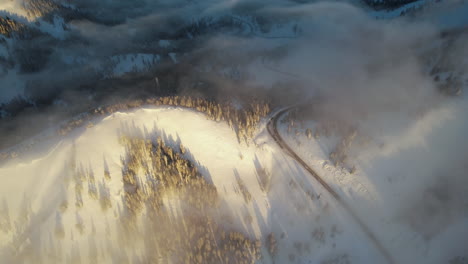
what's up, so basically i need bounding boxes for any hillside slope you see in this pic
[0,107,389,263]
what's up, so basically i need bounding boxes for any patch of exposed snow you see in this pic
[158,39,171,48]
[108,53,160,77]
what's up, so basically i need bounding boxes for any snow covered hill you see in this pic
[0,106,392,264]
[1,1,468,263]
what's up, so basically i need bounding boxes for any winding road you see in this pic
[267,107,396,264]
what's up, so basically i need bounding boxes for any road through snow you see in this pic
[267,107,396,264]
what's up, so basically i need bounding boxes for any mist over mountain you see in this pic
[0,0,466,147]
[1,1,468,263]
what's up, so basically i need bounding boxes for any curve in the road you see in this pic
[267,107,396,264]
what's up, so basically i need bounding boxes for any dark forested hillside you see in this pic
[363,0,422,10]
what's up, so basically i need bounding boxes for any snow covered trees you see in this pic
[21,0,60,19]
[266,233,278,257]
[58,96,271,144]
[115,130,262,264]
[118,130,219,216]
[0,17,25,38]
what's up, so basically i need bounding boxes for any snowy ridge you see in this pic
[0,107,389,263]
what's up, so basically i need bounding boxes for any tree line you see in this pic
[58,96,271,144]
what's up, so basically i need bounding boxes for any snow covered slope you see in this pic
[1,1,468,263]
[0,106,394,264]
[279,96,468,263]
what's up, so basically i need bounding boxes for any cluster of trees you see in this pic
[0,16,26,38]
[304,123,358,173]
[2,121,269,263]
[71,160,112,213]
[73,165,85,209]
[0,15,45,41]
[140,210,262,264]
[59,96,271,144]
[21,0,60,19]
[365,0,443,18]
[266,233,278,257]
[255,165,272,194]
[116,131,262,264]
[215,231,262,264]
[329,130,357,168]
[363,0,420,10]
[284,109,358,172]
[312,227,326,244]
[0,16,52,73]
[118,131,219,217]
[426,42,465,96]
[0,17,52,77]
[234,176,252,203]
